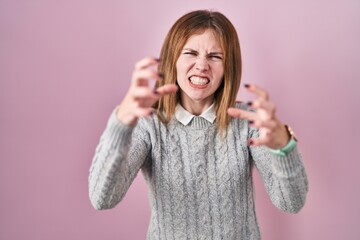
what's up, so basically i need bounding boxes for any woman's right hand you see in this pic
[116,57,178,126]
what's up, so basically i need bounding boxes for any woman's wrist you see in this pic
[266,121,290,149]
[116,103,138,126]
[268,124,298,156]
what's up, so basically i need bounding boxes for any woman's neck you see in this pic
[180,97,214,115]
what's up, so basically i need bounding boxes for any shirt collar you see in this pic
[175,102,216,126]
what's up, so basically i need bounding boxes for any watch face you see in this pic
[286,125,298,142]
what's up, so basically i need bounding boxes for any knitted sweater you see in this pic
[88,102,308,240]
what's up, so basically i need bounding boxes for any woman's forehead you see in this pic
[182,29,223,51]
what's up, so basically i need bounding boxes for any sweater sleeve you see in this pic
[88,108,151,210]
[249,128,309,213]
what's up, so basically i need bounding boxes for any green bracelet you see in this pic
[269,137,297,157]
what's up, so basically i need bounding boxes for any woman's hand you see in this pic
[227,84,289,149]
[116,57,178,126]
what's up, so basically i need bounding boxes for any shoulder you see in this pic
[137,111,162,128]
[228,101,255,139]
[229,101,249,127]
[136,111,168,136]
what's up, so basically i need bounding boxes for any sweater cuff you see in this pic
[270,146,303,177]
[102,107,135,148]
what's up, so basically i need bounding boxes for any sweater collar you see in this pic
[175,102,216,126]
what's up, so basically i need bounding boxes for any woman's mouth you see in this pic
[189,76,210,87]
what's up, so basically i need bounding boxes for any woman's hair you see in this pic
[155,10,242,132]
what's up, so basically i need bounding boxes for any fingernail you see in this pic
[248,120,254,124]
[247,101,252,106]
[153,89,160,95]
[158,72,164,78]
[148,109,156,116]
[155,58,161,62]
[244,84,250,88]
[248,139,254,145]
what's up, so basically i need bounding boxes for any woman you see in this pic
[89,10,308,240]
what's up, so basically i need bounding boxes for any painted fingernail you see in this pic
[148,108,156,116]
[248,139,254,145]
[158,72,164,78]
[247,101,252,106]
[155,58,161,62]
[244,84,250,88]
[248,120,254,124]
[154,89,160,95]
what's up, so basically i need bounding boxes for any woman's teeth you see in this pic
[189,76,209,85]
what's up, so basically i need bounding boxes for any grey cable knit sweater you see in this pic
[89,102,308,240]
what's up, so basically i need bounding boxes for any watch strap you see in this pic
[269,137,297,157]
[269,125,298,157]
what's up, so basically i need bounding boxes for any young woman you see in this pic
[89,10,308,240]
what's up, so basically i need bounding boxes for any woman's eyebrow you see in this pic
[208,51,223,55]
[183,48,197,52]
[183,48,223,54]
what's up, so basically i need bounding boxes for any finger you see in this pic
[131,86,159,99]
[132,69,163,86]
[132,84,178,108]
[248,137,270,147]
[227,108,242,118]
[134,57,160,70]
[227,108,259,122]
[249,119,277,130]
[248,99,276,117]
[155,84,178,96]
[244,84,269,101]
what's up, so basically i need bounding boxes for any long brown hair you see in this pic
[155,10,242,132]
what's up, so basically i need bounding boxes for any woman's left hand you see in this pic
[228,84,289,149]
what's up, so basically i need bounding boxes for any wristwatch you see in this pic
[269,125,298,156]
[285,124,298,142]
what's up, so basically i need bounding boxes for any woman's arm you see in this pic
[249,130,308,213]
[88,110,151,210]
[228,84,308,213]
[89,57,178,210]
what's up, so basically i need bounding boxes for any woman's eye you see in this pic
[184,52,196,56]
[209,55,223,60]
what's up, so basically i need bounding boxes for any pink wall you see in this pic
[1,0,359,239]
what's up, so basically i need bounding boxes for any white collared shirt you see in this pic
[175,103,216,126]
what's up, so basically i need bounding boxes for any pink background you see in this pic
[1,0,360,239]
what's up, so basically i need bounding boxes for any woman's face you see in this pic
[176,29,224,109]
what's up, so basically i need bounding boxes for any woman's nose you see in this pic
[195,57,209,71]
